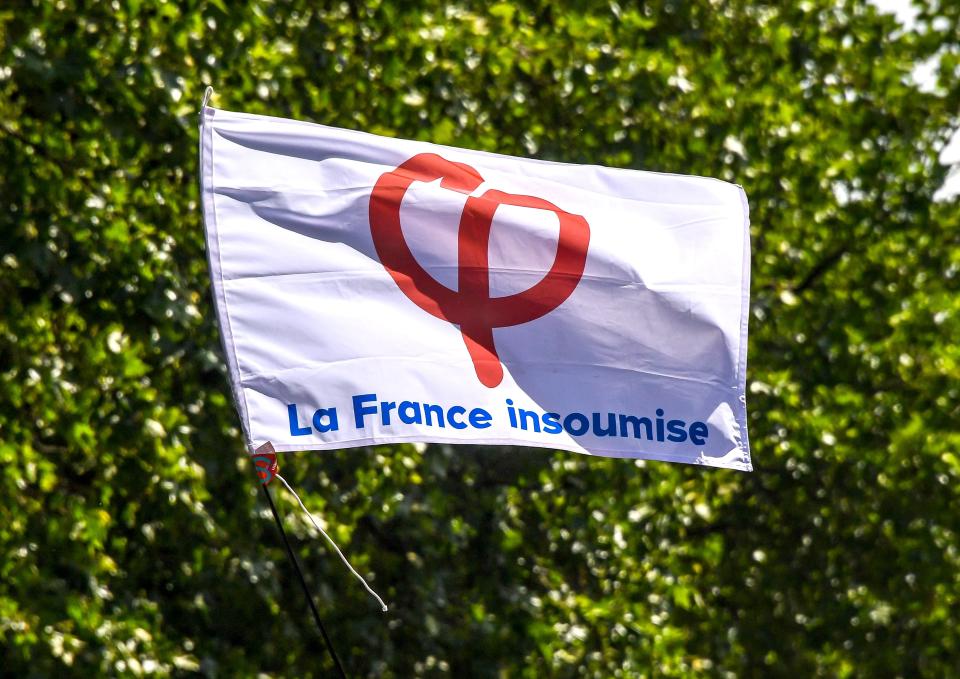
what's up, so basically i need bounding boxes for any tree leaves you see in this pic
[1,0,959,677]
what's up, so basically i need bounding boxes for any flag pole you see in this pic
[261,480,349,679]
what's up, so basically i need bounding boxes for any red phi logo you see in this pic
[369,153,590,388]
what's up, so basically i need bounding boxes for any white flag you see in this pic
[200,105,752,471]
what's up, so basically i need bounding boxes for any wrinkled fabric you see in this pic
[200,106,752,470]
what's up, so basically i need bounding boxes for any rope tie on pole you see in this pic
[253,441,391,679]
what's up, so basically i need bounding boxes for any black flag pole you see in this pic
[260,476,349,679]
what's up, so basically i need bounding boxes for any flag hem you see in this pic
[200,106,256,450]
[735,186,753,472]
[256,434,754,472]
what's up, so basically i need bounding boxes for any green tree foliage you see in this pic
[2,0,959,676]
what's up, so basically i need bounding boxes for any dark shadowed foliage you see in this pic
[1,1,959,676]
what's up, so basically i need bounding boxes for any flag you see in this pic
[199,105,752,470]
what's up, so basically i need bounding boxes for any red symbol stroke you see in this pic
[369,153,590,388]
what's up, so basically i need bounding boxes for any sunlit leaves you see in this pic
[1,0,959,677]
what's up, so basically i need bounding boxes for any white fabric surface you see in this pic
[200,105,752,470]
